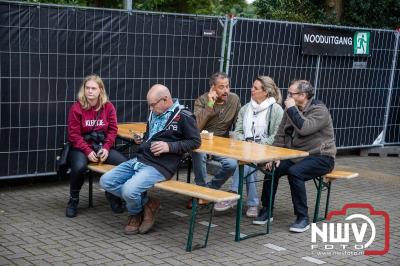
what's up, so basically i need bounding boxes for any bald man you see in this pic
[100,84,201,235]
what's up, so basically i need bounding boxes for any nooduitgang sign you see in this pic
[302,25,370,56]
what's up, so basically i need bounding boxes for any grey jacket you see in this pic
[274,99,337,158]
[234,102,284,145]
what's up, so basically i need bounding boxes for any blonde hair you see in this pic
[255,76,282,104]
[78,74,109,111]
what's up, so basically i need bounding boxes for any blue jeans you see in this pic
[99,158,166,215]
[191,152,237,189]
[231,165,259,207]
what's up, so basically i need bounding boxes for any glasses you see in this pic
[287,91,302,97]
[148,97,164,108]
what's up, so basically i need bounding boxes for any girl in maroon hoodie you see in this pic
[66,74,127,218]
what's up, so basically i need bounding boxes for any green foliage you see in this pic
[25,0,254,17]
[254,0,400,29]
[133,0,254,17]
[341,0,400,29]
[23,0,400,29]
[253,0,331,24]
[26,0,123,8]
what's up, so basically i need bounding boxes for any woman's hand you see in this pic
[98,148,109,163]
[88,151,99,162]
[133,133,143,144]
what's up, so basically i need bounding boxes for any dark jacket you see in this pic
[274,99,336,159]
[137,105,201,179]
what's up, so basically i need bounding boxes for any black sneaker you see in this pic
[105,191,125,213]
[66,197,79,218]
[252,207,273,225]
[289,216,310,233]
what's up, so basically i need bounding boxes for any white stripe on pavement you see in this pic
[302,256,326,264]
[229,232,247,238]
[198,221,218,227]
[170,211,188,217]
[264,243,286,251]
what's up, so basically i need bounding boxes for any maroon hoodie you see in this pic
[67,101,118,156]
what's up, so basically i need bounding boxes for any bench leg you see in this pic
[313,177,332,223]
[88,171,93,208]
[186,198,198,252]
[324,181,332,219]
[186,199,214,252]
[203,202,215,249]
[313,176,323,223]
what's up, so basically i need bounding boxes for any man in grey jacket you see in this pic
[253,80,336,233]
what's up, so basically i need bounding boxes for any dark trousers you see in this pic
[68,147,127,193]
[261,155,334,219]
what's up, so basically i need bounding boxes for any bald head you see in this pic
[147,84,174,115]
[147,84,171,100]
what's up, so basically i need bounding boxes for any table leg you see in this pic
[266,165,275,234]
[235,164,244,241]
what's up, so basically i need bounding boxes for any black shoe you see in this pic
[252,207,273,225]
[289,216,310,233]
[105,191,125,213]
[66,197,79,218]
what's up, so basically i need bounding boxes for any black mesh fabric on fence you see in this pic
[1,3,399,180]
[0,2,225,178]
[228,18,400,148]
[385,53,400,144]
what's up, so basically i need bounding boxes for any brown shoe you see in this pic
[139,197,160,234]
[186,198,210,209]
[124,214,143,235]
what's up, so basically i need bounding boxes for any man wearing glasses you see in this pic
[100,84,201,235]
[253,80,336,233]
[188,72,241,209]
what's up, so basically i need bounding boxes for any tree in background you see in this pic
[27,0,255,17]
[26,0,399,29]
[28,0,122,8]
[341,0,400,29]
[254,0,399,29]
[254,0,332,24]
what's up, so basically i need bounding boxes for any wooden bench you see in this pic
[313,170,359,223]
[86,163,240,252]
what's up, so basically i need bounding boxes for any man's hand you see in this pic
[150,141,169,156]
[265,160,280,171]
[98,148,109,163]
[88,151,99,162]
[284,97,296,109]
[207,89,218,104]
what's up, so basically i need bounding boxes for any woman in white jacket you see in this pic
[214,76,284,217]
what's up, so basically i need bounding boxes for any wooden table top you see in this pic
[118,123,147,139]
[117,123,308,164]
[195,135,309,164]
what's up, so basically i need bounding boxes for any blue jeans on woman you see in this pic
[230,165,259,207]
[100,158,166,215]
[191,152,237,189]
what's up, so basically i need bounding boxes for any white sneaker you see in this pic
[214,200,237,211]
[246,206,258,218]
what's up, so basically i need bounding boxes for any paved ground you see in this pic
[0,155,399,265]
